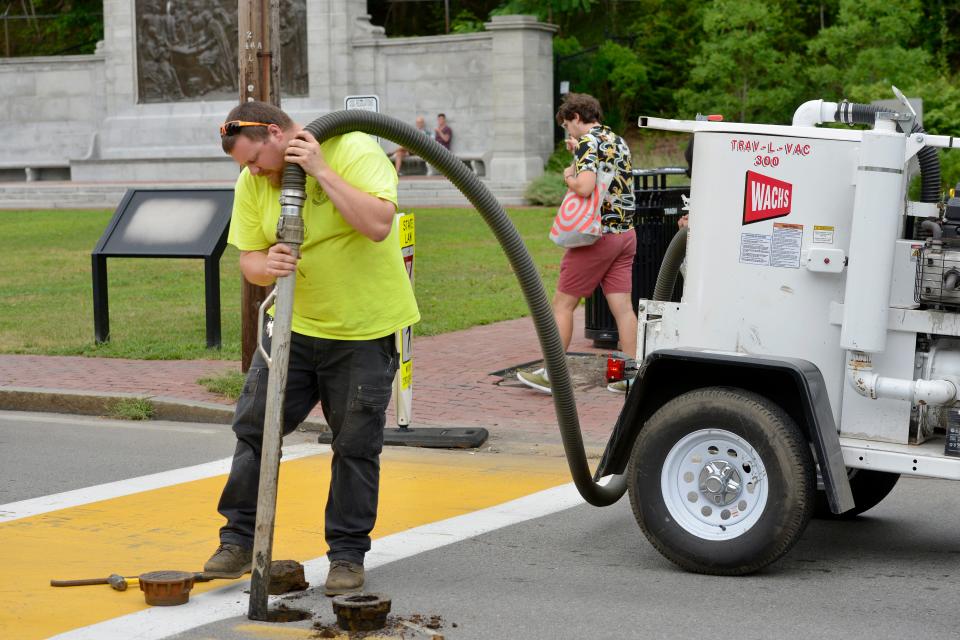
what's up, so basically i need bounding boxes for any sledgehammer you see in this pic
[50,574,129,591]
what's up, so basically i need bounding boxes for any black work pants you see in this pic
[216,328,398,565]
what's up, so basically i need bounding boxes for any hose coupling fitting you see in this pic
[279,188,307,209]
[276,214,305,246]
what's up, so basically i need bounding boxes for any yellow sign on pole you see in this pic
[399,212,415,248]
[395,213,415,425]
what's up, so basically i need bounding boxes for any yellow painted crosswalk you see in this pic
[0,447,570,639]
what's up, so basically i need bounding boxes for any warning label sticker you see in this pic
[740,223,803,268]
[399,325,413,389]
[740,233,771,266]
[813,225,834,244]
[771,223,803,268]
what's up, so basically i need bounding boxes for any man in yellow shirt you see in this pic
[205,102,419,596]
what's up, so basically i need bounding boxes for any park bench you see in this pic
[0,161,71,182]
[401,152,487,177]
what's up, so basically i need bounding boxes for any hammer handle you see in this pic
[51,578,110,587]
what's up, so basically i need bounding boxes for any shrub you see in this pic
[545,142,573,174]
[525,173,567,206]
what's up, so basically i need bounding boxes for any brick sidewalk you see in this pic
[0,309,626,448]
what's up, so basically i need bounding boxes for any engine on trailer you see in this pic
[913,186,960,453]
[916,238,960,309]
[916,184,960,288]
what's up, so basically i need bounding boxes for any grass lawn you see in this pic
[0,207,561,360]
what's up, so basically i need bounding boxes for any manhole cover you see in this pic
[493,353,614,391]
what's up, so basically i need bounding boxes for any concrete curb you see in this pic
[0,387,608,458]
[0,386,329,431]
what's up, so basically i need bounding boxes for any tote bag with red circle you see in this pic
[549,169,614,248]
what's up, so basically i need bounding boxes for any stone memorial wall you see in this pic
[0,0,555,185]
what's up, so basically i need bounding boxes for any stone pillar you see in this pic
[309,0,384,111]
[100,0,136,116]
[484,15,557,184]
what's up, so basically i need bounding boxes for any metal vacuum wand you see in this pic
[248,188,306,621]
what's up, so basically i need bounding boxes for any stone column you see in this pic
[484,15,558,184]
[308,0,384,111]
[100,0,136,116]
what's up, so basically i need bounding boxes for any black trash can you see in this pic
[583,167,689,348]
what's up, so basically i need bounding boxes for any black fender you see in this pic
[596,348,855,514]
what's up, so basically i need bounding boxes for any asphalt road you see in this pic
[177,475,960,640]
[0,410,316,503]
[3,411,959,640]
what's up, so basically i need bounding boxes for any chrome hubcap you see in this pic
[699,460,742,506]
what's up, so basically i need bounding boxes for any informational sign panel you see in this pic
[344,95,380,113]
[91,188,234,348]
[95,190,233,257]
[394,212,415,426]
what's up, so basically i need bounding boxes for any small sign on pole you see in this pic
[344,95,380,113]
[395,212,415,426]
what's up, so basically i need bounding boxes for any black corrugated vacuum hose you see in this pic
[653,227,687,302]
[835,101,941,203]
[282,110,626,507]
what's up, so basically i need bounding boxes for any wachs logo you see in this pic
[743,170,792,225]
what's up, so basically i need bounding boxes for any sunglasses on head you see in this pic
[219,120,271,136]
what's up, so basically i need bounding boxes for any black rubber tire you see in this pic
[814,469,900,519]
[628,387,815,575]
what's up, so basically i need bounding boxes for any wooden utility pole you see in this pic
[236,0,282,621]
[238,0,281,372]
[237,0,293,620]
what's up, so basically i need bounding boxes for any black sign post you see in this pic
[91,188,234,348]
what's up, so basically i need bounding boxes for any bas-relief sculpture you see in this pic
[135,0,308,103]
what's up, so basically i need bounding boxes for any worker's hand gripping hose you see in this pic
[282,110,626,507]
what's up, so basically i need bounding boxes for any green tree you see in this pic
[909,75,960,189]
[624,0,702,116]
[675,0,805,123]
[916,0,960,76]
[490,0,594,23]
[555,36,649,132]
[2,0,103,56]
[781,0,840,35]
[807,0,933,100]
[450,10,485,33]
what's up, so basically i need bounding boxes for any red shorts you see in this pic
[557,231,637,298]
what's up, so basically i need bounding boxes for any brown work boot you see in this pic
[324,560,364,596]
[203,543,252,578]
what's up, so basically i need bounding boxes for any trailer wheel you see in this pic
[628,386,814,575]
[814,469,900,519]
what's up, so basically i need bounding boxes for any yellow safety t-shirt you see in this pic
[227,131,420,340]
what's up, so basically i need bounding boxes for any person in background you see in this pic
[517,93,637,395]
[434,113,452,150]
[391,115,430,175]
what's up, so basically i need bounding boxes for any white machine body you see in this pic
[637,114,960,481]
